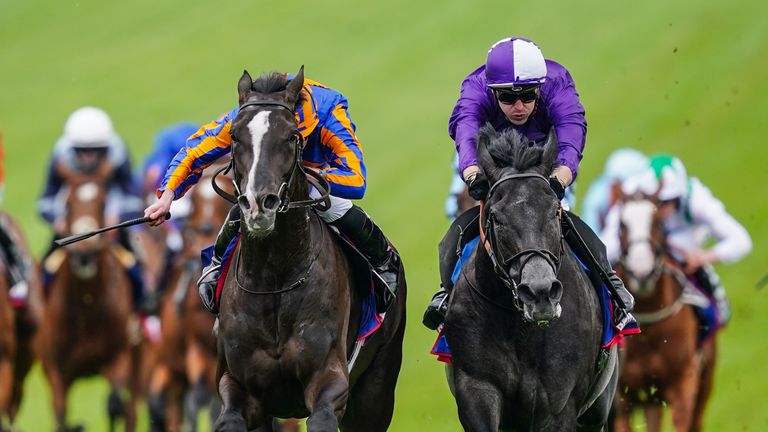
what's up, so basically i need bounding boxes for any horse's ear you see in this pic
[476,123,499,177]
[238,70,253,105]
[610,179,624,205]
[541,127,559,173]
[286,65,305,100]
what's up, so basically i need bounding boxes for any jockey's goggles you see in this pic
[495,87,539,105]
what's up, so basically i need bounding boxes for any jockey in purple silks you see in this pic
[423,37,636,330]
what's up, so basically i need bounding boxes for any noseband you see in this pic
[480,173,563,310]
[213,97,330,212]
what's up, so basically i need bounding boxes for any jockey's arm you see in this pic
[37,158,64,224]
[688,180,752,266]
[599,205,622,264]
[317,104,366,199]
[146,110,236,227]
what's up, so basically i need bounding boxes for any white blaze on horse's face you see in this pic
[76,182,99,202]
[243,110,271,216]
[621,200,657,279]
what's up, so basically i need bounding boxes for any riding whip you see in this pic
[54,212,170,247]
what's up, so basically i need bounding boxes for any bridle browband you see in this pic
[212,97,330,212]
[479,172,563,311]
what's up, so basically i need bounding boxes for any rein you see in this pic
[232,211,326,295]
[618,203,700,324]
[472,172,564,312]
[622,256,700,325]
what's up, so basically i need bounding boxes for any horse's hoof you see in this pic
[214,412,247,432]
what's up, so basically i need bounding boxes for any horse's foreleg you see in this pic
[0,358,13,424]
[214,371,248,432]
[304,365,348,432]
[44,366,71,430]
[643,403,663,432]
[690,339,717,432]
[453,375,502,432]
[665,359,699,432]
[185,342,213,431]
[184,377,210,432]
[103,349,135,432]
[147,365,171,432]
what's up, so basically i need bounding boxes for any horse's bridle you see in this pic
[618,203,667,290]
[480,172,563,311]
[212,97,331,212]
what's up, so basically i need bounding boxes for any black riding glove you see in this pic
[466,172,490,201]
[548,176,566,201]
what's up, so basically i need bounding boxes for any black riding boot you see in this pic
[423,286,450,331]
[423,206,481,330]
[197,206,240,314]
[331,205,399,313]
[562,212,635,315]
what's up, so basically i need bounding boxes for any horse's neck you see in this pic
[470,244,518,303]
[239,207,315,275]
[61,249,124,301]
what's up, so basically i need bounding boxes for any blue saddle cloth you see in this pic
[430,236,641,364]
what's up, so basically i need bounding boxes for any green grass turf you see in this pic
[1,0,766,429]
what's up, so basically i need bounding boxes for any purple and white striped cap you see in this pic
[485,37,547,89]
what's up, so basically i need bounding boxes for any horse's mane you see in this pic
[249,71,307,107]
[251,72,289,94]
[477,123,557,176]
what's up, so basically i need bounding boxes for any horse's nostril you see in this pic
[238,195,250,210]
[262,194,280,211]
[550,280,563,301]
[518,284,536,303]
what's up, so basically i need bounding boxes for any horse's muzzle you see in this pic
[239,193,280,236]
[518,274,563,324]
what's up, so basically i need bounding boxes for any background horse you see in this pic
[37,165,139,432]
[613,191,716,432]
[444,125,615,431]
[0,210,42,430]
[214,68,406,431]
[148,161,230,432]
[0,256,13,431]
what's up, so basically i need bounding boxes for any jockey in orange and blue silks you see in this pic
[160,77,366,202]
[148,74,399,315]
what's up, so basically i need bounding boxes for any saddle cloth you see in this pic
[430,238,641,364]
[213,230,386,345]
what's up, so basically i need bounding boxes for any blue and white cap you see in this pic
[485,37,547,89]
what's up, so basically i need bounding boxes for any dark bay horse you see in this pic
[38,165,139,432]
[613,192,716,432]
[214,68,406,431]
[444,125,615,431]
[0,210,42,430]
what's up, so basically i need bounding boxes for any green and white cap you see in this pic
[649,154,688,201]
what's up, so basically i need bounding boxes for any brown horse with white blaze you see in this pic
[38,163,139,432]
[612,191,716,432]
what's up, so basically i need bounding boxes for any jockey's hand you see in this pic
[683,249,718,274]
[144,189,174,227]
[548,176,565,200]
[551,165,573,188]
[466,172,490,201]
